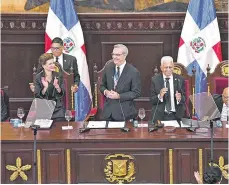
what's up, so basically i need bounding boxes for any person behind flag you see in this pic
[44,0,92,121]
[150,56,186,123]
[100,44,141,121]
[34,53,65,121]
[51,37,80,93]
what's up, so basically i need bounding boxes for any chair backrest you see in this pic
[32,63,75,111]
[153,63,196,117]
[93,60,113,120]
[206,60,229,95]
[0,86,10,121]
[174,63,196,116]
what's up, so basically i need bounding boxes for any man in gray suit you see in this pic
[150,56,186,123]
[100,44,141,121]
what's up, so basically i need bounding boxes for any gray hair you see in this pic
[114,44,128,56]
[161,56,173,65]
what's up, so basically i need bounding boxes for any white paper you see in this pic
[137,123,148,128]
[62,125,73,130]
[180,121,191,128]
[108,121,125,128]
[34,119,53,128]
[87,121,106,128]
[161,120,180,127]
[226,124,229,128]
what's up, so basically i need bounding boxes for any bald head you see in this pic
[222,87,229,105]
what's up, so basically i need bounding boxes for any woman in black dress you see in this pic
[34,53,65,121]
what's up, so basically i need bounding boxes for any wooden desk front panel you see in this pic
[1,122,228,184]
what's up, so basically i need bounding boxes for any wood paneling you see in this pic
[42,149,66,184]
[1,13,228,117]
[174,148,198,184]
[1,149,34,184]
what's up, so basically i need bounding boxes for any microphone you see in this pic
[119,99,130,132]
[79,122,90,133]
[176,78,196,132]
[79,127,90,133]
[148,96,160,132]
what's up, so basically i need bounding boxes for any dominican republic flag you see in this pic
[177,0,222,94]
[45,0,92,121]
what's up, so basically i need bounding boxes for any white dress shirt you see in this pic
[116,61,126,77]
[221,103,229,121]
[158,74,176,112]
[104,61,126,95]
[113,61,126,90]
[54,54,63,68]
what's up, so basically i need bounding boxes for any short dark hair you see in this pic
[52,37,63,46]
[39,53,53,66]
[203,166,222,184]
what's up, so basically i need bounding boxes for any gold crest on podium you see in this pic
[104,154,136,184]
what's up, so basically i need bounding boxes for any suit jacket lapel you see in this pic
[173,73,178,92]
[63,54,71,71]
[116,64,128,88]
[110,63,115,90]
[159,73,164,90]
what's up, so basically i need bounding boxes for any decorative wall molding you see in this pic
[1,13,228,31]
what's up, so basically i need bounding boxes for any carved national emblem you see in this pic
[104,154,136,184]
[190,37,206,53]
[173,67,181,75]
[221,64,229,77]
[63,37,75,53]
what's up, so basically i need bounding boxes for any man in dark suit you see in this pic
[51,37,80,92]
[213,87,229,121]
[100,44,141,121]
[150,56,186,123]
[30,37,80,92]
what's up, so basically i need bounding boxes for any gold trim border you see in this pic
[37,150,41,184]
[199,149,203,183]
[169,149,173,184]
[66,149,71,184]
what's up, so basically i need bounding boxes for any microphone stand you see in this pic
[210,119,214,166]
[149,96,160,132]
[119,99,130,132]
[30,124,40,184]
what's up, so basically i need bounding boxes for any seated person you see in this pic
[150,56,186,123]
[100,44,141,121]
[1,89,9,121]
[213,87,229,121]
[34,53,65,121]
[30,37,80,93]
[194,166,222,184]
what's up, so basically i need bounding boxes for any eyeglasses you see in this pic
[163,66,173,69]
[111,53,123,57]
[51,47,61,51]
